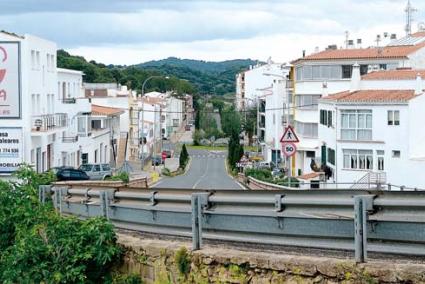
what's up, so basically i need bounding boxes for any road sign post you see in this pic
[280,126,299,187]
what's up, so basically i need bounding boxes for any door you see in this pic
[81,153,88,165]
[36,148,42,173]
[47,144,52,169]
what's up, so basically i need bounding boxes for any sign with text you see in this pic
[282,142,297,157]
[0,42,21,118]
[0,127,23,173]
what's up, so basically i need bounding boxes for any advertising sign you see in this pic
[0,127,23,173]
[0,42,21,118]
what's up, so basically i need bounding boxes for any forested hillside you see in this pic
[57,50,259,95]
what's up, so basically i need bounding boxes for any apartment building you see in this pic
[292,32,425,176]
[318,66,425,188]
[0,31,123,174]
[235,58,286,111]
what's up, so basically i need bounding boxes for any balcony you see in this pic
[62,98,76,104]
[32,113,67,132]
[62,135,78,143]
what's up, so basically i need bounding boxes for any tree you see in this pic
[222,105,241,138]
[179,144,189,169]
[227,127,244,171]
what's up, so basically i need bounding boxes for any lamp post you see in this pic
[140,75,169,170]
[263,68,293,183]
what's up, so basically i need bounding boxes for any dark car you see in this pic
[56,169,90,181]
[47,166,74,175]
[152,156,163,166]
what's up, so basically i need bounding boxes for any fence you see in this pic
[39,185,425,263]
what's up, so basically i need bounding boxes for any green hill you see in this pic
[57,50,259,96]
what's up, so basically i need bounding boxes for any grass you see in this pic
[188,145,227,151]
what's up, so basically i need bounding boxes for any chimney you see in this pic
[415,73,423,95]
[390,33,397,40]
[350,63,361,92]
[348,40,354,49]
[314,46,319,53]
[357,39,362,49]
[302,50,306,58]
[322,81,328,97]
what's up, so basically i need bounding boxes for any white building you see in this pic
[0,31,123,174]
[235,58,287,110]
[292,32,425,176]
[318,66,425,188]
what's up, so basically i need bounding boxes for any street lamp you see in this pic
[139,75,170,170]
[263,70,293,184]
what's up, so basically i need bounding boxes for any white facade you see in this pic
[0,32,123,174]
[292,33,425,176]
[318,71,425,188]
[236,59,287,110]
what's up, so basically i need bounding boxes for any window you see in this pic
[319,110,333,127]
[303,65,312,80]
[306,151,315,158]
[342,65,352,78]
[341,110,372,141]
[36,51,40,69]
[343,149,373,170]
[377,150,384,171]
[295,122,318,138]
[296,95,320,110]
[31,50,35,68]
[392,150,401,158]
[327,148,335,165]
[360,65,369,75]
[91,120,102,129]
[387,110,400,126]
[93,164,101,172]
[379,64,387,70]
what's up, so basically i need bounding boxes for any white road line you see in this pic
[192,156,209,189]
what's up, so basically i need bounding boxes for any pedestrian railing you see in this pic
[39,185,425,263]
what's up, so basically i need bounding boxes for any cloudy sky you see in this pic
[1,0,425,65]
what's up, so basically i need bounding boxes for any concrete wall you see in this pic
[116,233,425,284]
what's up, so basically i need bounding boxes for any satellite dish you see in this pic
[419,22,425,31]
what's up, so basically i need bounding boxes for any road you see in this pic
[153,149,243,190]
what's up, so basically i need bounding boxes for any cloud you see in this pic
[1,0,424,63]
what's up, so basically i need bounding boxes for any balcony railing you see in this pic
[32,113,68,132]
[62,98,76,104]
[62,135,78,143]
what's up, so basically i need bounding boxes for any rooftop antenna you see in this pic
[405,0,417,36]
[375,34,381,47]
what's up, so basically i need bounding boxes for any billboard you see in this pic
[0,127,23,173]
[0,42,21,118]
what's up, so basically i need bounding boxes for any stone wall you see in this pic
[116,233,425,284]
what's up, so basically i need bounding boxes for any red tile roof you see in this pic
[296,172,323,180]
[322,90,417,103]
[362,69,425,80]
[293,41,425,63]
[92,104,124,116]
[412,31,425,37]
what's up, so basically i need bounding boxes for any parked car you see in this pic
[152,156,163,166]
[78,163,112,180]
[257,161,272,170]
[56,169,89,181]
[48,166,74,175]
[162,150,172,158]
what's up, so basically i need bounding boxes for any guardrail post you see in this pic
[354,195,374,263]
[99,191,108,218]
[191,194,200,250]
[38,185,52,204]
[197,193,210,248]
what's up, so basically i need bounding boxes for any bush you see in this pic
[174,247,190,276]
[161,168,171,176]
[179,144,189,169]
[245,168,272,180]
[106,172,130,183]
[0,166,122,283]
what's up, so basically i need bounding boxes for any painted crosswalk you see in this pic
[175,154,226,159]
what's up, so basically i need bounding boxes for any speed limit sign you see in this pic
[282,142,297,157]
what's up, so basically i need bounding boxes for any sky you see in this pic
[1,0,425,65]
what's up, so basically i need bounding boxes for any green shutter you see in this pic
[321,145,327,165]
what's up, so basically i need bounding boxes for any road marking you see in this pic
[192,156,209,189]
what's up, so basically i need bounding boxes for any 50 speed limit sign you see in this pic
[282,142,297,157]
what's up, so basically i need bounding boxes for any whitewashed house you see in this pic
[235,58,286,111]
[292,32,425,176]
[318,65,425,189]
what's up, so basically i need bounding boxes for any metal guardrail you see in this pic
[39,185,425,263]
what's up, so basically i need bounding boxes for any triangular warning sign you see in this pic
[280,125,299,143]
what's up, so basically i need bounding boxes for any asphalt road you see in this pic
[153,149,243,190]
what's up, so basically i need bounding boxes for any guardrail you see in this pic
[39,185,425,263]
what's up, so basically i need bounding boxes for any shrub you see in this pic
[179,144,189,169]
[106,172,130,183]
[174,247,190,276]
[161,168,171,176]
[0,166,122,283]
